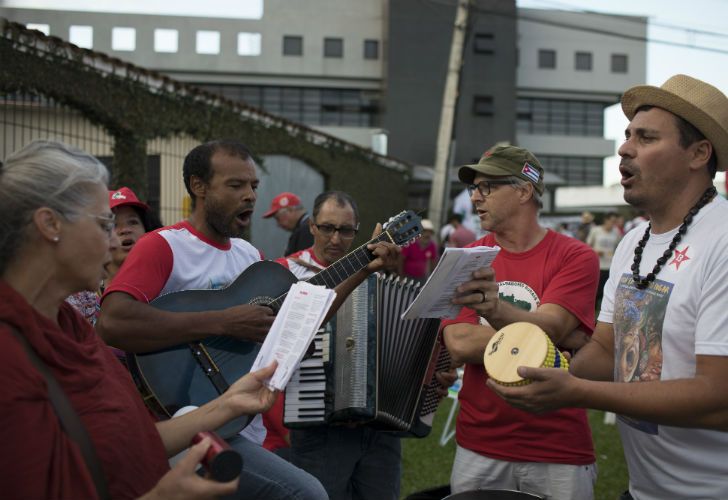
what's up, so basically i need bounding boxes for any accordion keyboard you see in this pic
[283,331,327,425]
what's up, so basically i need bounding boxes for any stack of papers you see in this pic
[251,281,336,391]
[402,246,500,320]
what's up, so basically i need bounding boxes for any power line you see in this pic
[464,3,728,56]
[522,0,728,39]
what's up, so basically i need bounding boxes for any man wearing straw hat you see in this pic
[489,74,728,500]
[441,145,600,499]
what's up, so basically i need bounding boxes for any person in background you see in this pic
[586,211,622,304]
[446,213,477,248]
[263,191,314,257]
[488,74,728,500]
[556,221,575,238]
[105,186,157,281]
[399,218,439,283]
[0,139,278,499]
[575,211,594,242]
[65,186,154,327]
[442,145,599,499]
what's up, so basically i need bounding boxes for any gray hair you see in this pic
[509,177,543,210]
[0,140,109,274]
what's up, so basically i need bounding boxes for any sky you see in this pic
[4,0,728,187]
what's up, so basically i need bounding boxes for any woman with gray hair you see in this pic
[0,140,278,499]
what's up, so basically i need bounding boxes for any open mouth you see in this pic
[619,164,635,185]
[236,208,253,226]
[121,238,135,249]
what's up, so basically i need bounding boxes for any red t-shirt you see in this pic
[0,281,169,499]
[441,230,598,464]
[401,239,439,278]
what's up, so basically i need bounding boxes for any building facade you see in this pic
[2,1,647,215]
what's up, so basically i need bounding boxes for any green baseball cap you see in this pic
[458,145,545,195]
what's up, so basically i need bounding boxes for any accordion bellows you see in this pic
[284,273,448,437]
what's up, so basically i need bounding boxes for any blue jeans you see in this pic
[226,434,328,500]
[290,426,401,500]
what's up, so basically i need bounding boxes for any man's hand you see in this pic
[486,365,581,413]
[435,367,458,400]
[219,304,275,343]
[366,223,401,273]
[451,267,500,317]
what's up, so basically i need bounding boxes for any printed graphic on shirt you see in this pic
[613,273,672,435]
[479,281,539,326]
[669,245,691,270]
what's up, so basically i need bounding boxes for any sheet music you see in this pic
[251,281,336,391]
[402,246,500,320]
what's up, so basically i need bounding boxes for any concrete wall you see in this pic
[517,9,647,95]
[383,0,517,167]
[2,1,385,86]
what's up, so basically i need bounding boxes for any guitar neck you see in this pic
[269,231,393,310]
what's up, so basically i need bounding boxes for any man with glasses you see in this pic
[441,145,600,499]
[263,191,315,257]
[267,190,403,499]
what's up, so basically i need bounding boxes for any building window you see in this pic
[237,32,261,56]
[575,51,592,71]
[537,155,604,186]
[26,23,49,35]
[196,31,220,54]
[611,54,628,73]
[283,35,303,56]
[517,98,604,137]
[155,29,178,53]
[69,25,93,49]
[473,96,494,116]
[364,39,379,60]
[473,33,495,54]
[112,27,136,51]
[324,37,343,58]
[538,49,556,69]
[196,84,380,127]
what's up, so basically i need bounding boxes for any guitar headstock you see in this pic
[381,210,423,247]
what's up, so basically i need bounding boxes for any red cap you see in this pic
[109,186,150,212]
[262,192,302,218]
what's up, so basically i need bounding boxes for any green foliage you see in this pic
[400,402,628,500]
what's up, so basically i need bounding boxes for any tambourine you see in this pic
[483,322,568,386]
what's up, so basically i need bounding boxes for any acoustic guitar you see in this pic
[126,210,422,437]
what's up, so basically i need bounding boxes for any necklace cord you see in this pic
[631,186,717,289]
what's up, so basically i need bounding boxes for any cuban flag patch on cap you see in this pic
[521,162,540,183]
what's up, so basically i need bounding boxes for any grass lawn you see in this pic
[400,399,628,499]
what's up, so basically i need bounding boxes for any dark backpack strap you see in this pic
[6,325,111,500]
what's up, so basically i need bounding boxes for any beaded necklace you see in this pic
[631,186,717,290]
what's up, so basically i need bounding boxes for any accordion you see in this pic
[284,272,450,437]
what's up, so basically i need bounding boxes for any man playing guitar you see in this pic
[98,140,400,499]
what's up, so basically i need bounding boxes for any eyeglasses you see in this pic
[466,179,515,198]
[313,223,359,240]
[86,213,116,237]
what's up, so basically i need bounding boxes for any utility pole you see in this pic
[428,0,470,232]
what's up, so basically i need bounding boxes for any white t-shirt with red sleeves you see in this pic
[275,247,326,280]
[103,220,267,443]
[106,220,262,303]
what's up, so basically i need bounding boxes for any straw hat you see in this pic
[621,74,728,171]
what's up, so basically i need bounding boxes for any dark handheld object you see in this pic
[191,431,243,482]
